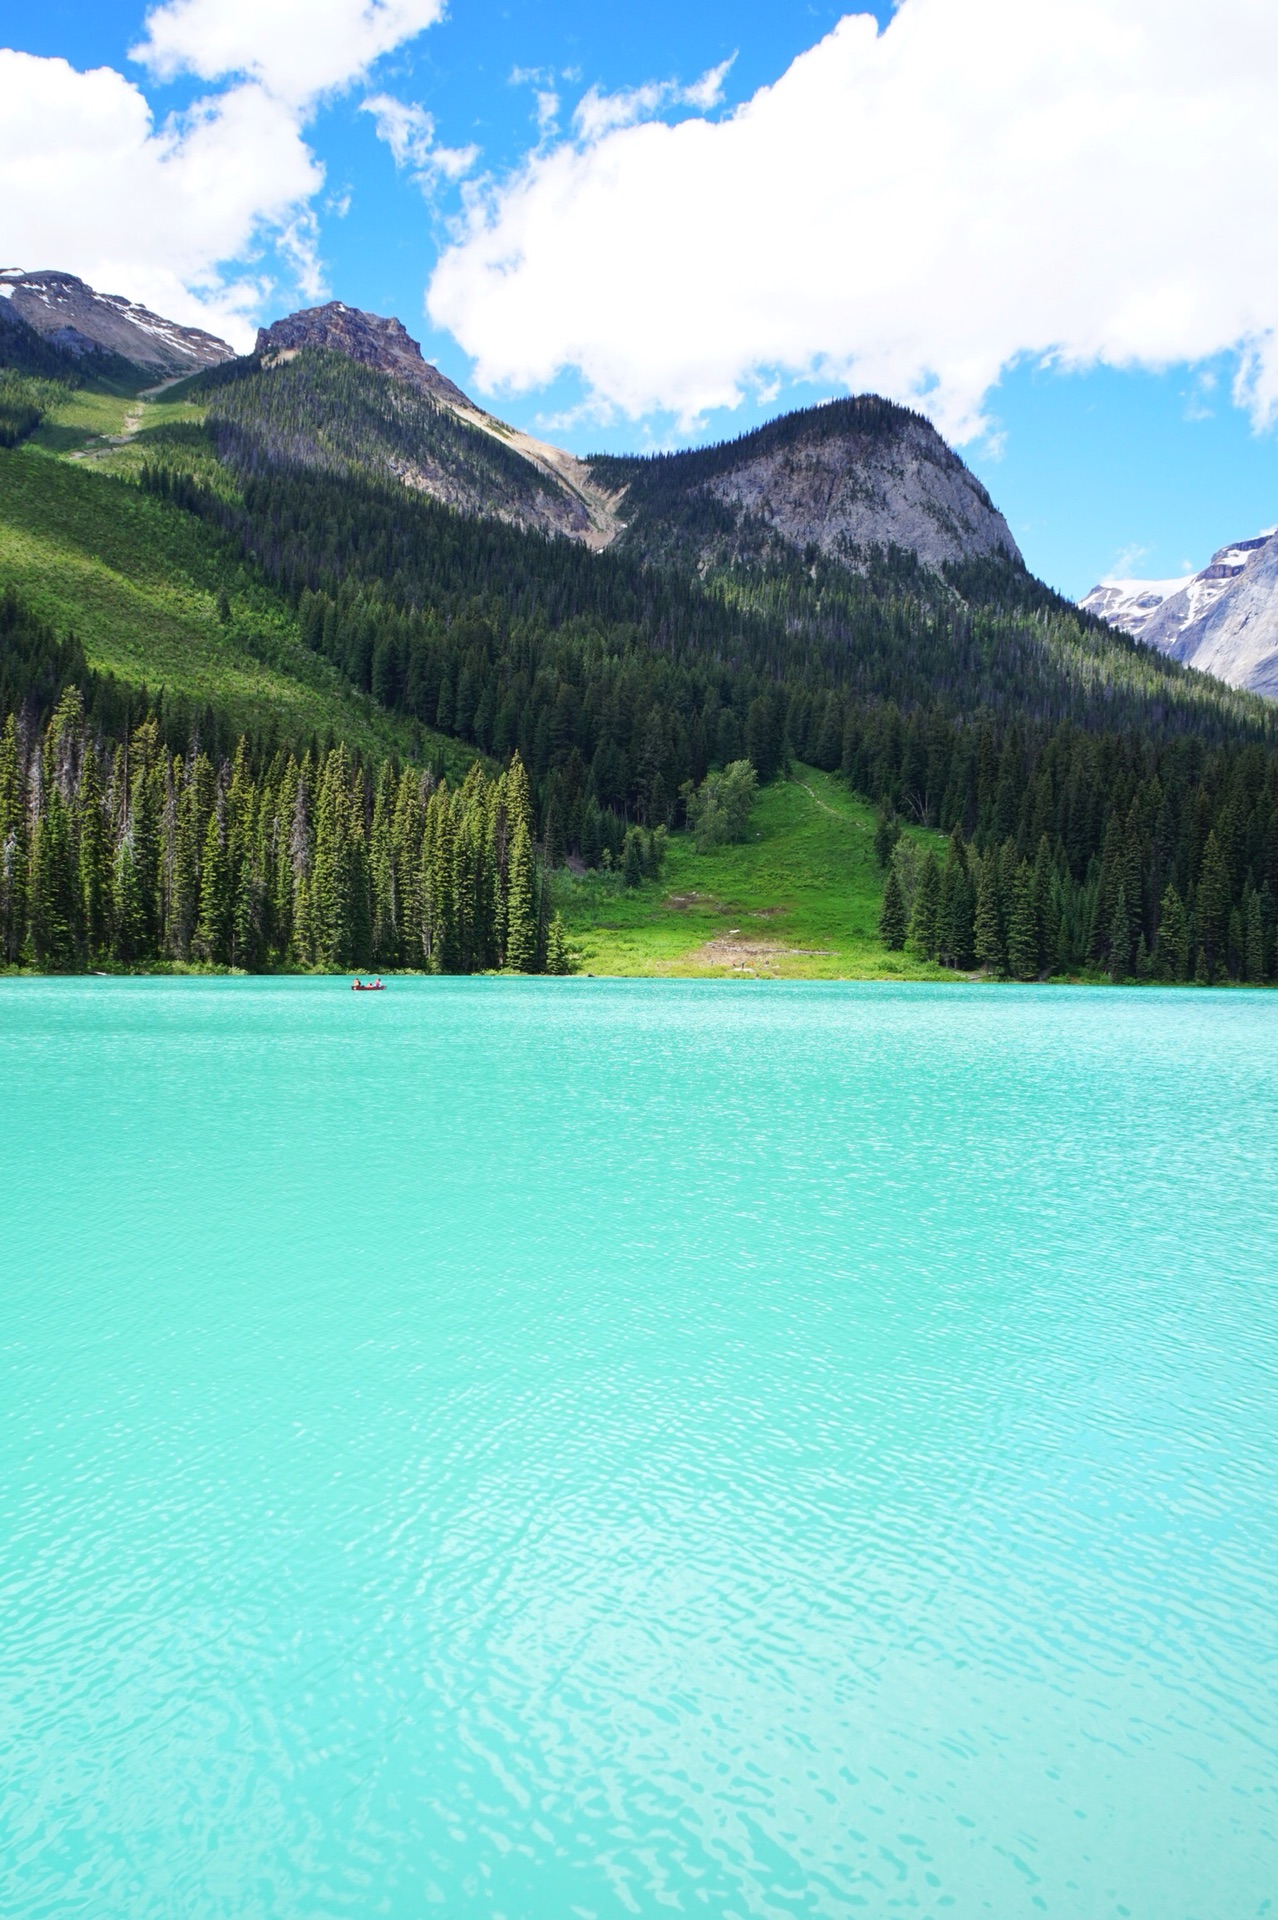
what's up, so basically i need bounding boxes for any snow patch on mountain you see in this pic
[0,269,233,374]
[1080,530,1278,696]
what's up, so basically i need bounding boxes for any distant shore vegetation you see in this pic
[2,576,1275,984]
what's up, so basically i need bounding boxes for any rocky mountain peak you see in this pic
[254,303,471,410]
[0,268,234,375]
[592,396,1022,574]
[1080,529,1278,696]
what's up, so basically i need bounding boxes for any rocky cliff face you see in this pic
[704,411,1021,570]
[590,397,1022,576]
[1081,532,1278,696]
[0,270,234,376]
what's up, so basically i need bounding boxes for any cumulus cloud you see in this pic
[131,0,446,109]
[427,0,1278,441]
[0,51,320,347]
[362,93,478,190]
[0,1,448,346]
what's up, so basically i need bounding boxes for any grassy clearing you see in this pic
[554,765,953,979]
[0,440,470,772]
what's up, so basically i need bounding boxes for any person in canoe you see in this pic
[351,977,385,990]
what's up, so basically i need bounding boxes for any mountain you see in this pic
[0,269,234,378]
[252,303,620,546]
[247,306,1017,572]
[5,275,1278,988]
[590,397,1022,573]
[1081,531,1278,695]
[1077,574,1195,641]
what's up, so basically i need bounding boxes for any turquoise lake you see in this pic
[2,978,1276,1918]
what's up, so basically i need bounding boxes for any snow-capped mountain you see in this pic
[0,269,234,376]
[1080,531,1278,696]
[1078,575,1194,640]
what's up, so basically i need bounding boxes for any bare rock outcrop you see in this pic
[0,269,234,375]
[704,411,1022,571]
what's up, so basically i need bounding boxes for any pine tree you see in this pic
[1244,889,1266,985]
[873,809,901,869]
[505,812,538,972]
[77,746,111,960]
[111,836,147,964]
[1107,884,1134,982]
[194,805,232,964]
[129,759,162,954]
[622,826,645,889]
[0,713,28,964]
[28,785,78,965]
[1155,884,1189,982]
[1194,831,1229,980]
[907,850,940,957]
[546,911,571,975]
[1006,862,1039,980]
[1032,834,1054,974]
[879,867,907,949]
[973,855,1004,974]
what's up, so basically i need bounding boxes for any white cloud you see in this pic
[572,58,736,143]
[132,0,446,109]
[428,0,1278,441]
[682,56,735,112]
[0,2,448,348]
[362,92,478,189]
[0,51,321,348]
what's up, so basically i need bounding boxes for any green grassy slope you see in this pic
[0,403,467,770]
[555,766,950,979]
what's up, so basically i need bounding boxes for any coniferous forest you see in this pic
[4,343,1278,981]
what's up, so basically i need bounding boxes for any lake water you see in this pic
[2,979,1276,1919]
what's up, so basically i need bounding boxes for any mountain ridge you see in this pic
[0,269,234,377]
[1081,529,1278,695]
[246,300,1020,573]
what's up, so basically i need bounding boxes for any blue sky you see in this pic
[3,0,1277,600]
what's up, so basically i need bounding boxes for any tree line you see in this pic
[870,710,1278,983]
[1,685,574,975]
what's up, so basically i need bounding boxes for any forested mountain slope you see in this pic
[4,281,1278,983]
[250,304,619,544]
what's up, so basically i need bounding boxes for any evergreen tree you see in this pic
[974,855,1004,974]
[111,836,147,964]
[873,809,901,869]
[28,785,78,966]
[546,911,571,975]
[907,849,940,958]
[1155,885,1189,982]
[1244,889,1266,985]
[622,826,645,889]
[1032,834,1054,973]
[0,713,28,964]
[1194,831,1229,981]
[194,805,233,964]
[77,746,111,960]
[1107,884,1134,982]
[506,812,537,972]
[1006,862,1039,980]
[879,867,907,949]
